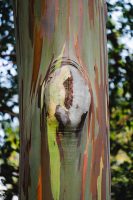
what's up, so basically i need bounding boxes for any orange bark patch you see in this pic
[88,0,95,27]
[37,169,42,200]
[30,25,43,96]
[41,0,46,15]
[81,152,88,200]
[74,36,81,64]
[90,134,103,198]
[74,36,84,68]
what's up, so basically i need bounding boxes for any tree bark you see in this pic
[14,0,110,199]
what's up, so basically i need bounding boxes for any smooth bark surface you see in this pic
[14,0,110,199]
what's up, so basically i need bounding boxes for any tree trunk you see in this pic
[14,0,110,199]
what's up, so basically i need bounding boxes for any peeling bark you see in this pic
[14,0,110,199]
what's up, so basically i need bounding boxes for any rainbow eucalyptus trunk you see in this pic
[14,0,110,199]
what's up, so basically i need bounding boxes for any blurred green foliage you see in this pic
[0,0,19,199]
[0,0,133,199]
[0,125,19,199]
[107,0,133,199]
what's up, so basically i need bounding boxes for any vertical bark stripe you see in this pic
[88,0,95,26]
[81,152,88,200]
[37,169,42,200]
[29,0,35,45]
[30,25,43,96]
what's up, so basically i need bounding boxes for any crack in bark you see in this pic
[63,75,73,109]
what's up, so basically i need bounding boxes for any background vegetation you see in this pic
[0,0,19,199]
[0,0,133,199]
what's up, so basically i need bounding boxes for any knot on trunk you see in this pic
[41,58,91,133]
